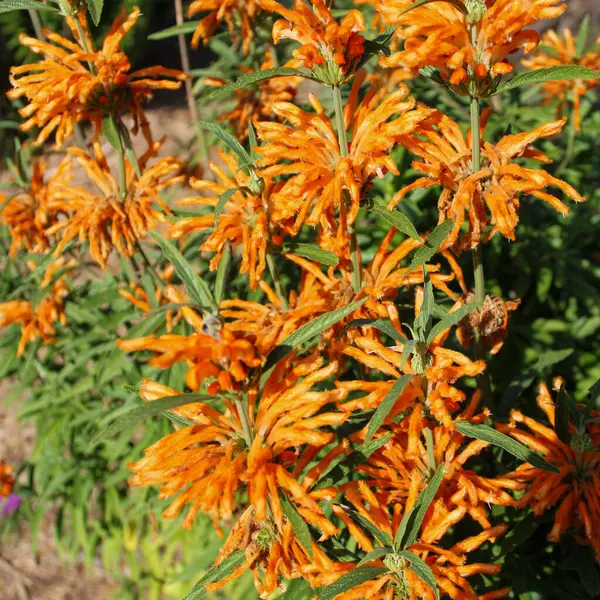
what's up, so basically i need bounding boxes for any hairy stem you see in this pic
[332,85,361,293]
[266,253,289,311]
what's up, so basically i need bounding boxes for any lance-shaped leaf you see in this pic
[343,508,393,547]
[281,495,313,558]
[184,550,247,600]
[150,232,217,313]
[404,220,453,277]
[90,393,214,448]
[207,67,309,102]
[213,187,239,227]
[397,0,466,17]
[87,0,103,25]
[316,567,388,600]
[197,120,252,167]
[371,200,421,241]
[365,375,413,442]
[0,0,59,13]
[494,66,600,95]
[357,547,392,567]
[214,241,231,306]
[426,302,482,345]
[395,464,445,549]
[264,298,367,369]
[398,550,440,600]
[282,242,339,266]
[148,21,201,40]
[414,268,433,340]
[576,14,591,58]
[340,318,407,343]
[102,116,122,152]
[455,421,560,473]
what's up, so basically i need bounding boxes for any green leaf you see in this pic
[414,268,433,340]
[397,0,466,17]
[555,386,572,445]
[405,220,453,277]
[340,318,407,343]
[102,116,122,151]
[282,242,339,266]
[207,67,308,102]
[87,0,103,25]
[357,547,391,567]
[426,302,481,345]
[576,14,591,58]
[395,464,444,550]
[247,121,260,160]
[90,393,213,448]
[455,421,559,473]
[149,232,217,313]
[346,508,394,547]
[281,578,314,600]
[316,567,388,600]
[184,550,246,600]
[0,0,58,14]
[494,66,600,95]
[0,120,20,129]
[148,21,201,40]
[214,241,230,306]
[371,200,421,241]
[365,375,413,442]
[214,187,239,227]
[120,125,141,177]
[398,551,440,600]
[281,495,313,558]
[264,298,367,370]
[197,120,252,167]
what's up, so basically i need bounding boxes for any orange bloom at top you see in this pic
[390,112,584,249]
[523,27,600,131]
[257,0,366,84]
[7,8,186,148]
[377,0,566,95]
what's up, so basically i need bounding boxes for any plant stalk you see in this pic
[266,254,289,311]
[556,110,576,176]
[28,9,45,41]
[332,85,361,293]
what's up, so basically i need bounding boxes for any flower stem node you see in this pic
[465,0,487,25]
[247,170,266,196]
[383,553,408,575]
[571,432,593,453]
[411,342,433,376]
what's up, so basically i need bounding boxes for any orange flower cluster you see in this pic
[523,27,600,130]
[8,8,185,147]
[0,461,16,497]
[376,0,566,94]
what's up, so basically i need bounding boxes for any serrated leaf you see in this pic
[398,551,440,600]
[415,268,433,340]
[207,67,308,102]
[0,0,58,14]
[426,302,481,345]
[371,201,421,241]
[405,220,453,276]
[283,242,339,266]
[148,21,201,40]
[149,232,217,313]
[456,421,559,473]
[264,298,367,370]
[576,14,591,58]
[184,550,246,600]
[316,567,388,600]
[340,318,407,343]
[494,66,600,95]
[395,464,444,550]
[398,0,466,17]
[357,547,391,567]
[214,187,239,227]
[87,0,103,25]
[89,393,214,448]
[281,495,313,558]
[214,241,230,306]
[365,375,413,442]
[102,115,122,151]
[197,120,252,167]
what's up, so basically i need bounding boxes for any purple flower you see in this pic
[1,494,22,516]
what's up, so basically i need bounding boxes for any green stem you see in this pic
[266,254,289,311]
[235,399,254,448]
[424,426,436,474]
[116,129,127,201]
[28,9,45,41]
[332,85,361,293]
[556,111,576,176]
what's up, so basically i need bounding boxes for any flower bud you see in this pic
[383,553,408,575]
[571,432,593,453]
[247,170,265,196]
[465,0,487,25]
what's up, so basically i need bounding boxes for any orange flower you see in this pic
[209,51,302,140]
[128,356,347,536]
[522,27,600,131]
[256,74,433,242]
[0,262,69,357]
[256,0,366,84]
[170,151,270,289]
[0,461,15,497]
[118,287,262,393]
[500,383,600,561]
[377,0,565,94]
[7,8,185,147]
[0,157,71,256]
[46,141,184,268]
[390,112,584,249]
[188,0,261,55]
